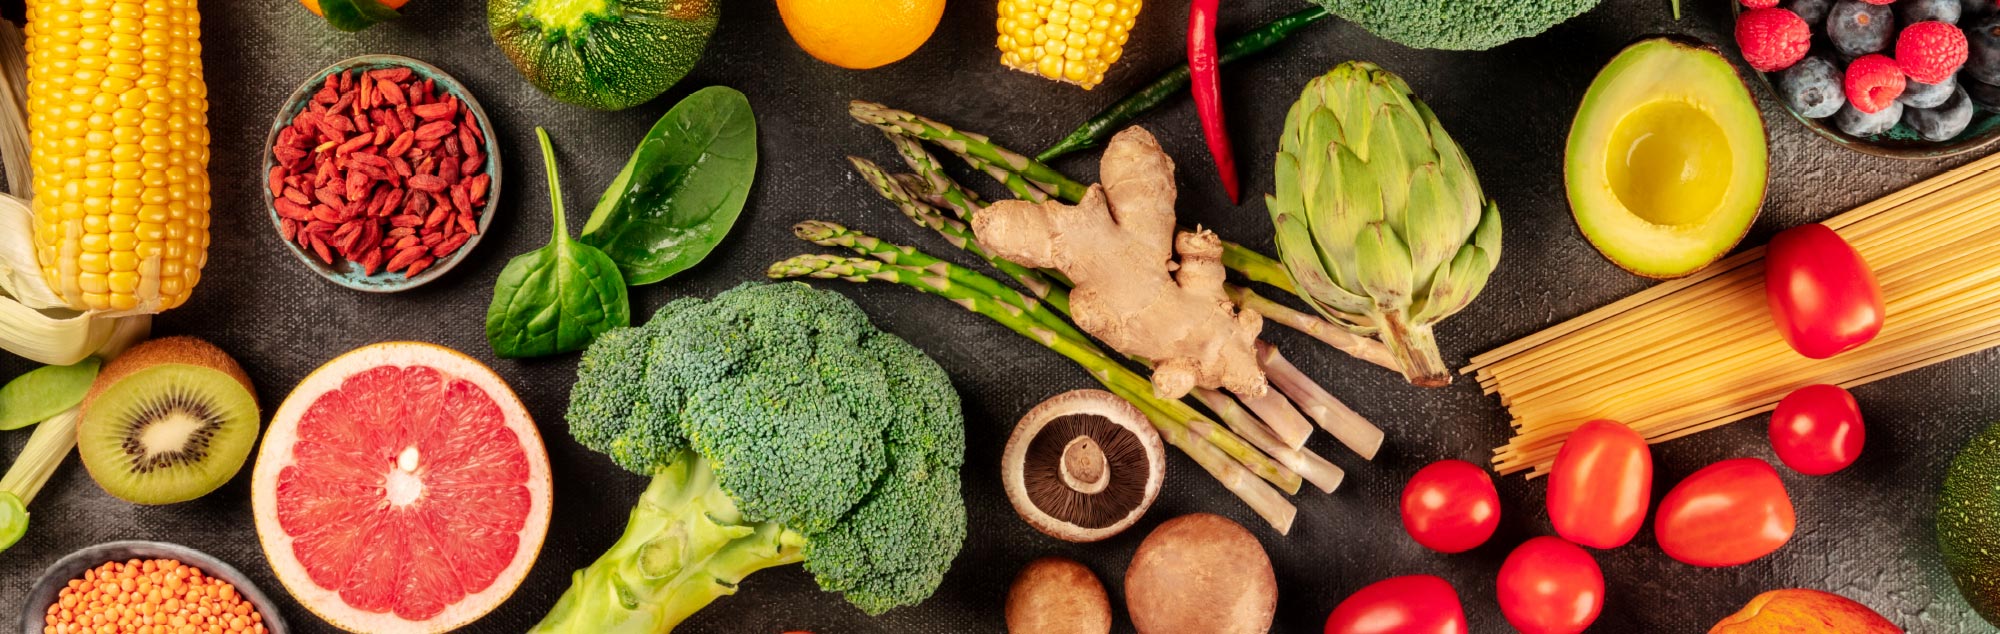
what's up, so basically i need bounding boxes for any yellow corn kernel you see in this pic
[28,0,208,314]
[995,0,1139,89]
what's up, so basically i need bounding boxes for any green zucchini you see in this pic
[487,0,719,111]
[1941,421,2000,627]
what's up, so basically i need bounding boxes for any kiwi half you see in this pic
[78,336,260,505]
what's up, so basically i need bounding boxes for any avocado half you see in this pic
[1566,37,1768,279]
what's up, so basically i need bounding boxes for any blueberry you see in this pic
[1967,17,2000,84]
[1779,57,1848,117]
[1965,0,1996,21]
[1836,100,1905,136]
[1791,0,1836,25]
[1903,87,1977,140]
[1901,0,1964,24]
[1964,77,2000,111]
[1901,74,1959,107]
[1829,0,1897,57]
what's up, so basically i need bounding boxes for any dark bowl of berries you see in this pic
[1736,0,2000,159]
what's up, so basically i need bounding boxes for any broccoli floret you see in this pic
[537,282,967,633]
[1315,0,1602,51]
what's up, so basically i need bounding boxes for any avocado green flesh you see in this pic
[1565,38,1767,279]
[1941,422,2000,627]
[488,0,719,111]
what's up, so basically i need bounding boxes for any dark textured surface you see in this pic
[3,0,1996,632]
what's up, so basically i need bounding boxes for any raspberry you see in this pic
[1845,54,1907,113]
[1741,0,1778,7]
[1897,21,1971,84]
[1736,8,1812,72]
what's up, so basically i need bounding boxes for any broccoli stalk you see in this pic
[529,452,806,634]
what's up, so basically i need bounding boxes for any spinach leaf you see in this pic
[580,86,757,285]
[487,128,631,359]
[0,358,98,430]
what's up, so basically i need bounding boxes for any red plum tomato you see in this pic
[1547,419,1653,549]
[1769,384,1865,475]
[1655,458,1796,567]
[1400,459,1501,553]
[1497,537,1605,634]
[1324,575,1468,634]
[1765,223,1885,359]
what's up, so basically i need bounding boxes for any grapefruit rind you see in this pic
[250,342,551,634]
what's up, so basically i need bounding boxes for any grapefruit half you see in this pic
[251,342,551,633]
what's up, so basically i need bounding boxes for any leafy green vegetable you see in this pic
[1312,0,1600,50]
[534,282,965,632]
[317,0,402,32]
[0,358,98,430]
[486,128,631,359]
[581,86,758,285]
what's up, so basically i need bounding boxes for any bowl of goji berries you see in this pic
[262,54,501,292]
[22,541,289,634]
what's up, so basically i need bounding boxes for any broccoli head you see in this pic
[535,282,967,633]
[1316,0,1602,51]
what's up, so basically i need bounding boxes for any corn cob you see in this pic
[27,0,211,314]
[996,0,1141,89]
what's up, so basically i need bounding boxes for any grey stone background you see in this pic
[3,0,1995,631]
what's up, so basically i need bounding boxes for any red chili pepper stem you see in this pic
[1188,0,1240,204]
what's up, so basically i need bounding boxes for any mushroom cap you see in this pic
[1002,390,1165,542]
[1005,557,1112,634]
[1125,513,1277,634]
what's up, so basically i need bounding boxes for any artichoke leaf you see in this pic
[1299,108,1343,188]
[1354,223,1415,309]
[1403,163,1464,278]
[1368,104,1435,228]
[1474,199,1503,267]
[1272,209,1373,316]
[1311,143,1380,293]
[1416,244,1494,323]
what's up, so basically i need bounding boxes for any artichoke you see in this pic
[1268,62,1501,387]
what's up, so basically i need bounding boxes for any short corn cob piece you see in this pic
[27,0,211,313]
[996,0,1141,89]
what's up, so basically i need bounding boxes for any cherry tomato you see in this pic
[1325,575,1468,634]
[1546,420,1653,549]
[1765,223,1884,359]
[1400,459,1501,553]
[1769,384,1865,475]
[1655,458,1796,567]
[1497,537,1604,634]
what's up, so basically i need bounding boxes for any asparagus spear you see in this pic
[770,252,1299,532]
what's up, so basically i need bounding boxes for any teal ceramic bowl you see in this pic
[20,541,290,634]
[261,54,501,292]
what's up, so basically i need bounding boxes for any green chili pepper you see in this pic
[1036,6,1331,163]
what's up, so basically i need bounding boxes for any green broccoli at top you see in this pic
[532,282,967,633]
[1314,0,1602,50]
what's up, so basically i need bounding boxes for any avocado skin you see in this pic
[488,0,720,111]
[1940,421,2000,627]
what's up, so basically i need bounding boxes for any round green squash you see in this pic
[1941,421,2000,627]
[487,0,720,111]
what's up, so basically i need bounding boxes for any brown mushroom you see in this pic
[1003,390,1165,542]
[1005,557,1112,634]
[1124,513,1278,634]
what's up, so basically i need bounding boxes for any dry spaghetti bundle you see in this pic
[1468,150,2000,477]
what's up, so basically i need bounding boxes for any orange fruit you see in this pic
[298,0,411,17]
[777,0,947,69]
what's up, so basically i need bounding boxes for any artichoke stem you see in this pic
[1379,311,1450,387]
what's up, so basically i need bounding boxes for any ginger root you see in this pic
[972,127,1266,399]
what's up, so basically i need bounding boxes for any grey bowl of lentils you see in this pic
[22,541,287,634]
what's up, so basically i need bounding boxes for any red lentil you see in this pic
[44,558,268,634]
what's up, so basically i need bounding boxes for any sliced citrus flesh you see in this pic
[252,342,550,634]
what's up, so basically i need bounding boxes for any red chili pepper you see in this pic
[1188,0,1239,203]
